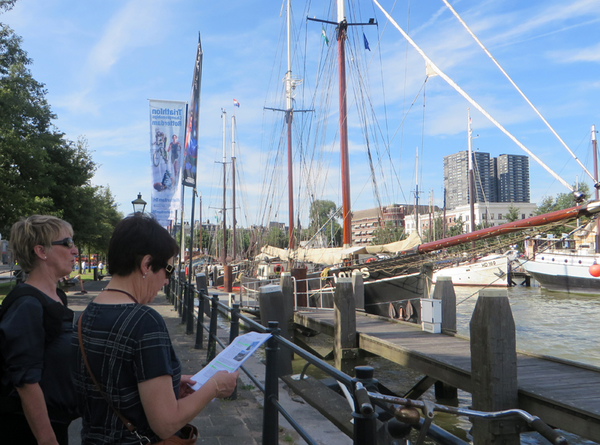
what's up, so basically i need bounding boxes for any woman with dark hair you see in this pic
[74,213,238,444]
[0,215,80,444]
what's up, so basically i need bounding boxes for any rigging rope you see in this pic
[440,0,596,185]
[371,0,575,194]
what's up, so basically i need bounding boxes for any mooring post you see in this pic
[431,277,459,398]
[258,285,293,376]
[470,288,520,445]
[206,294,219,363]
[263,321,280,445]
[334,277,358,375]
[432,276,456,334]
[351,270,365,311]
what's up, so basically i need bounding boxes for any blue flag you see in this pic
[363,32,370,51]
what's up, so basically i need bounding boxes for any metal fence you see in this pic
[164,274,478,445]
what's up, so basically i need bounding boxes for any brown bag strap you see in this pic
[78,315,151,444]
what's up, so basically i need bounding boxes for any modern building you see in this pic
[496,154,530,203]
[351,204,434,246]
[404,202,538,238]
[443,151,530,209]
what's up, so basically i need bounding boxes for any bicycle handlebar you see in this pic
[354,383,374,415]
[363,390,568,445]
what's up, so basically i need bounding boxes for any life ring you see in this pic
[366,257,377,263]
[274,264,282,273]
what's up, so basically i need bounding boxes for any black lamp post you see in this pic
[132,193,147,214]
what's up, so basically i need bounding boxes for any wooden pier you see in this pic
[293,303,600,442]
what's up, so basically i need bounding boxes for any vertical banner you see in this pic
[183,34,203,187]
[149,100,187,228]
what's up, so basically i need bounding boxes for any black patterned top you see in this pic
[74,303,181,444]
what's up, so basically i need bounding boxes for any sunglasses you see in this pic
[51,237,75,248]
[164,263,174,278]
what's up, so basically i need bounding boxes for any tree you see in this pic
[370,222,404,245]
[534,183,591,236]
[0,24,122,248]
[308,199,341,246]
[505,205,521,222]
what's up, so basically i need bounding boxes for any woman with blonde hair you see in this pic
[0,215,80,444]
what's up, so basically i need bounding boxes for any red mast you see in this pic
[337,5,351,247]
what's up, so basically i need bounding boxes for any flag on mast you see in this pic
[363,32,370,51]
[183,34,203,188]
[233,99,240,108]
[321,25,329,46]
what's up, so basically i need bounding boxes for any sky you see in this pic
[2,0,600,230]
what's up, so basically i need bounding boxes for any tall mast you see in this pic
[468,108,476,234]
[221,109,227,264]
[593,125,599,253]
[285,0,295,250]
[337,0,351,247]
[415,147,419,233]
[232,114,237,260]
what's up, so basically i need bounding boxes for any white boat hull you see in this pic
[432,255,509,287]
[522,250,600,295]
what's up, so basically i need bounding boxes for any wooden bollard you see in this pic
[223,265,233,293]
[432,276,457,334]
[258,284,293,376]
[351,270,364,311]
[470,289,519,445]
[334,277,358,376]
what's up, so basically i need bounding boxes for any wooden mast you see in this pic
[231,114,236,260]
[285,0,295,250]
[221,109,227,265]
[337,0,351,248]
[593,125,599,253]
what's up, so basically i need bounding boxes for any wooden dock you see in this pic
[294,308,600,442]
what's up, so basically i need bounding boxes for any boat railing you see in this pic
[238,274,336,310]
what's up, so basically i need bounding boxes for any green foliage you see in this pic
[535,183,591,236]
[308,199,341,246]
[266,226,287,248]
[370,222,404,245]
[505,205,521,222]
[0,24,122,249]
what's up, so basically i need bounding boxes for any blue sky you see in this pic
[3,0,600,229]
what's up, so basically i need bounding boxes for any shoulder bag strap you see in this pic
[77,315,151,444]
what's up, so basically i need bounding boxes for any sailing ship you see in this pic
[521,127,600,295]
[250,1,600,317]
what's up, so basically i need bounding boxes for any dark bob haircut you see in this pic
[108,213,179,276]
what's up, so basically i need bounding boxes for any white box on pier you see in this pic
[420,298,442,334]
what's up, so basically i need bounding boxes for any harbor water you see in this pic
[294,283,600,444]
[455,285,600,368]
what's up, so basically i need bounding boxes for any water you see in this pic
[455,285,600,367]
[295,284,600,444]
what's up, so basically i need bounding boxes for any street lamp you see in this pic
[132,193,147,214]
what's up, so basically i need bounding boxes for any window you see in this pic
[498,213,502,219]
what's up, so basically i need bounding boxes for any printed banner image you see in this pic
[149,100,187,228]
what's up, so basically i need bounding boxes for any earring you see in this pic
[44,257,47,260]
[143,272,147,279]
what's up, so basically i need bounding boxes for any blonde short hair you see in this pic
[10,215,73,273]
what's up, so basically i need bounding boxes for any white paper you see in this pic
[189,331,271,391]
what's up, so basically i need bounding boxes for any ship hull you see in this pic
[522,251,600,295]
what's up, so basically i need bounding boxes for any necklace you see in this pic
[102,288,139,304]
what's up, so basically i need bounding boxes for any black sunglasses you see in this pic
[164,264,174,278]
[51,237,74,248]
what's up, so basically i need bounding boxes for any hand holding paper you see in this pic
[190,332,272,391]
